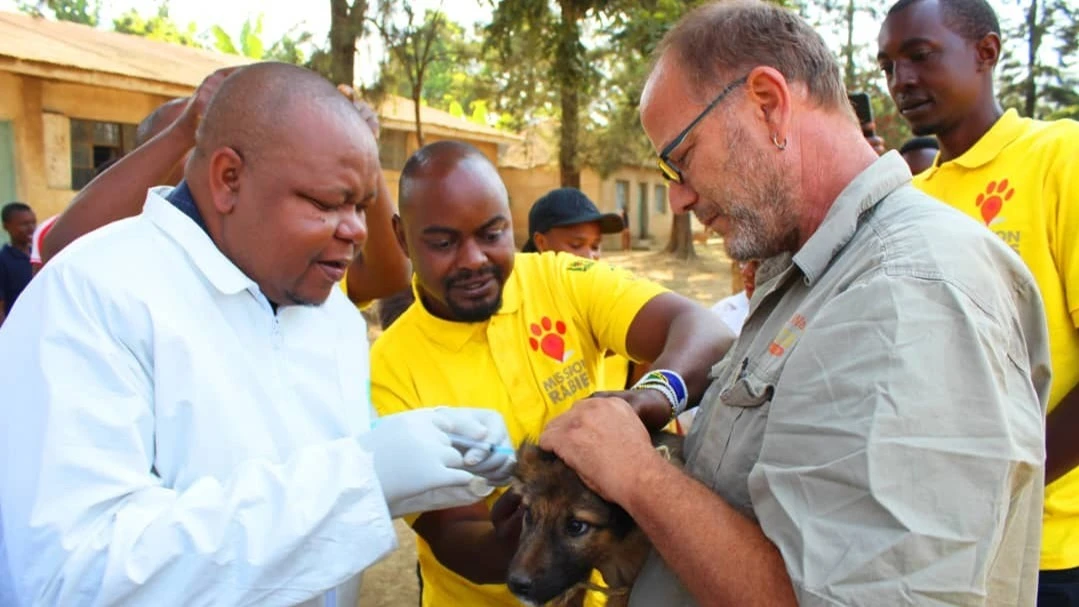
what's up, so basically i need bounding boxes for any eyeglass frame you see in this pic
[656,75,749,184]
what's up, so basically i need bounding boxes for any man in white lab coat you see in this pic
[0,62,513,606]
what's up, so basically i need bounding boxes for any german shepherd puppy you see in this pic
[506,433,684,607]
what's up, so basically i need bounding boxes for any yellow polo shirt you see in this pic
[371,251,667,607]
[914,109,1079,570]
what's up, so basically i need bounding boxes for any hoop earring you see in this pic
[771,133,788,150]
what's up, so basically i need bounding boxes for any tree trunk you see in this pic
[413,85,425,147]
[1024,0,1040,118]
[556,0,581,188]
[330,0,366,87]
[664,214,697,260]
[844,0,856,90]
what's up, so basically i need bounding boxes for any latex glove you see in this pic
[432,407,516,486]
[359,409,486,518]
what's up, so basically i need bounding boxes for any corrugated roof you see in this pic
[376,95,521,144]
[0,10,249,94]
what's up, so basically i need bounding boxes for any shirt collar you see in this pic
[921,109,1025,176]
[403,263,522,352]
[793,151,912,286]
[144,185,258,297]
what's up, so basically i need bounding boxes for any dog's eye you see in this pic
[566,519,591,537]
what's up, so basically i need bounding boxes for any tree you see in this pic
[998,0,1079,119]
[488,0,618,188]
[371,3,448,146]
[18,0,100,26]
[210,15,314,65]
[589,0,709,258]
[113,2,202,48]
[329,0,372,86]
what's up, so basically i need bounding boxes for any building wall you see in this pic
[500,164,704,250]
[0,71,171,220]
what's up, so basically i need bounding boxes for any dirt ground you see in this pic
[357,241,737,607]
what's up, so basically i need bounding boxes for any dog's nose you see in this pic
[507,573,533,597]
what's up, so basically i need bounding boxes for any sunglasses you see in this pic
[657,75,748,184]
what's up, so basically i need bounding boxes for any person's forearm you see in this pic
[0,305,6,327]
[1046,383,1079,484]
[41,123,193,263]
[345,178,411,305]
[623,455,796,606]
[414,518,515,584]
[651,306,734,403]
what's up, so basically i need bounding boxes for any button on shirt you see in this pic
[631,152,1051,606]
[0,186,396,606]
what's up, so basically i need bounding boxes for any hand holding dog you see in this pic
[540,397,666,505]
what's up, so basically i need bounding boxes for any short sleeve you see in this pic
[552,253,667,360]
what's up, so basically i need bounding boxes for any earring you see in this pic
[771,133,788,150]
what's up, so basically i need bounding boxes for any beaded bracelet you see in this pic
[631,369,689,417]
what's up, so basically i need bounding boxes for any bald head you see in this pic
[136,98,187,147]
[184,61,380,308]
[393,140,515,323]
[398,140,507,216]
[192,62,365,170]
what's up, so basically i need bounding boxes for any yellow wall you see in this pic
[499,164,702,249]
[1,72,172,219]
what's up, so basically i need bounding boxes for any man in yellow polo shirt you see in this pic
[370,141,733,607]
[880,0,1079,602]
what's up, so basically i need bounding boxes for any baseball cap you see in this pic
[522,188,624,252]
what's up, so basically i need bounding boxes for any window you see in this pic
[379,130,409,171]
[654,184,667,214]
[615,180,629,212]
[70,119,136,190]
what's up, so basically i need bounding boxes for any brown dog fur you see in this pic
[507,433,684,607]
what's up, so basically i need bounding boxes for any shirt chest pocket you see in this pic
[686,360,777,521]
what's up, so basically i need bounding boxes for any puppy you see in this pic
[506,433,684,606]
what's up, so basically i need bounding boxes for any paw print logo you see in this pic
[975,179,1015,226]
[529,317,573,363]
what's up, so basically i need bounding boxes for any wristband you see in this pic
[632,369,689,416]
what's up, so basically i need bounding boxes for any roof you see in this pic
[377,95,522,145]
[0,10,249,97]
[0,10,520,143]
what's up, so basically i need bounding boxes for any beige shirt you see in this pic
[631,152,1051,606]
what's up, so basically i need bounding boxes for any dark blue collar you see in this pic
[164,181,209,236]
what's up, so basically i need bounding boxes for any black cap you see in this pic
[522,188,624,252]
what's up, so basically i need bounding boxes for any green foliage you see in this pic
[998,0,1079,119]
[18,0,100,26]
[113,2,201,48]
[208,15,312,64]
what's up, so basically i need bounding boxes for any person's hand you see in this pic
[337,84,380,140]
[359,409,485,518]
[432,407,516,485]
[540,397,660,504]
[173,66,240,143]
[591,388,673,432]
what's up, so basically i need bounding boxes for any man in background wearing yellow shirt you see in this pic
[879,0,1079,602]
[370,141,734,607]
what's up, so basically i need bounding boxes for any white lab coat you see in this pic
[0,188,397,606]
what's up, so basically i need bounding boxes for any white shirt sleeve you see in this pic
[0,265,397,606]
